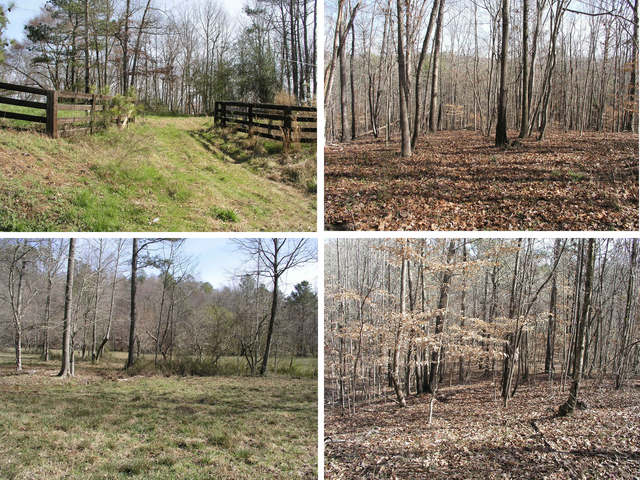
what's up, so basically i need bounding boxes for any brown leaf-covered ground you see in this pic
[325,376,640,479]
[325,131,639,231]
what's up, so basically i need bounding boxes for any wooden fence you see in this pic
[214,101,316,149]
[0,81,115,138]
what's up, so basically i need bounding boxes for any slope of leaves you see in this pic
[325,375,640,479]
[325,131,638,231]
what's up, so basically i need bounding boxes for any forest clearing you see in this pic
[0,351,317,480]
[325,130,638,231]
[0,238,318,479]
[0,115,316,232]
[325,238,640,479]
[325,0,639,230]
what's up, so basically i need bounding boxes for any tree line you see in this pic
[0,238,317,376]
[325,0,638,154]
[325,238,639,418]
[3,0,316,111]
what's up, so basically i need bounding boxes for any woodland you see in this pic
[0,237,318,479]
[324,0,639,231]
[6,0,316,108]
[325,238,640,479]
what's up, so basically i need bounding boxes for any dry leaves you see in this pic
[324,131,639,231]
[325,376,640,479]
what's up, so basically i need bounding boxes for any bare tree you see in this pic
[235,238,316,375]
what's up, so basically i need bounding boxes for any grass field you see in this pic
[0,351,317,479]
[0,114,316,231]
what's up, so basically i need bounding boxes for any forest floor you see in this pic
[325,375,640,479]
[325,130,638,231]
[0,352,317,479]
[0,115,316,231]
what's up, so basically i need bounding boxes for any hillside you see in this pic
[0,116,316,232]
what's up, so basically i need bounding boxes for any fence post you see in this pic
[90,94,96,134]
[46,90,58,139]
[248,105,253,138]
[283,106,292,153]
[221,102,227,128]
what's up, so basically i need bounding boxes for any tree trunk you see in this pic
[58,239,76,377]
[42,276,52,361]
[495,0,510,147]
[412,0,440,148]
[260,274,279,376]
[390,241,407,407]
[339,21,348,142]
[427,240,456,393]
[429,0,445,133]
[396,0,412,157]
[545,239,560,374]
[126,238,138,369]
[518,0,529,138]
[559,239,594,416]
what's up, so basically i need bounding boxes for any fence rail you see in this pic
[214,101,316,149]
[0,81,119,138]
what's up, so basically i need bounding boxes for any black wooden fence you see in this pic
[0,81,116,138]
[214,101,316,149]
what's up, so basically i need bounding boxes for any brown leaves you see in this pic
[325,377,640,479]
[325,131,639,231]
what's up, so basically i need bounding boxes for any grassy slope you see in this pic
[0,352,317,480]
[0,116,316,232]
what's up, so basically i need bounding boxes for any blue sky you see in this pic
[178,238,318,294]
[6,0,247,42]
[73,238,318,294]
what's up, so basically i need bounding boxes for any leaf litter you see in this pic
[325,131,638,231]
[325,376,640,479]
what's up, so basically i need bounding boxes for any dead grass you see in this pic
[0,352,317,480]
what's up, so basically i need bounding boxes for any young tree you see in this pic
[558,238,594,416]
[235,238,316,375]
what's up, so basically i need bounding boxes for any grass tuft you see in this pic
[210,206,239,223]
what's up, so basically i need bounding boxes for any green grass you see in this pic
[194,126,316,193]
[0,352,317,479]
[0,115,316,232]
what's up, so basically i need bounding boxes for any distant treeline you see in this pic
[3,0,316,112]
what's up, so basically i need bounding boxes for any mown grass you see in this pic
[0,115,316,232]
[0,352,317,480]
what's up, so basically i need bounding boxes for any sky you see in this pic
[177,238,318,294]
[75,238,318,295]
[5,0,247,42]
